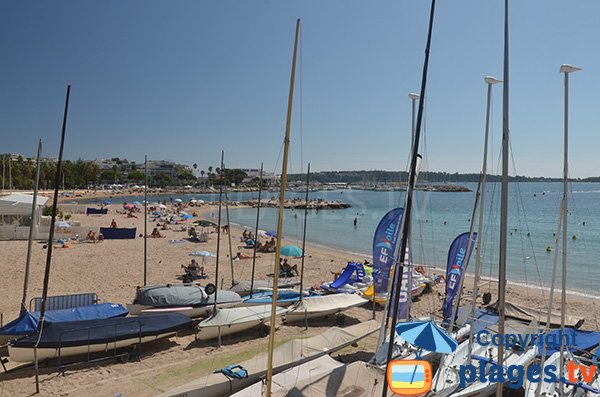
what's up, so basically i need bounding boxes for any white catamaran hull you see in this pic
[196,319,265,340]
[8,331,176,362]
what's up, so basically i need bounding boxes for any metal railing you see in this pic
[30,292,99,312]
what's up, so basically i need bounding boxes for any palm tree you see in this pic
[200,170,205,179]
[193,163,198,177]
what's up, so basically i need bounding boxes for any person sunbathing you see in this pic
[86,230,97,242]
[234,252,259,260]
[150,227,163,238]
[281,259,299,276]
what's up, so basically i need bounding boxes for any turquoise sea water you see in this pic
[82,182,600,296]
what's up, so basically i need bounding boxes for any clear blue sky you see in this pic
[1,1,598,177]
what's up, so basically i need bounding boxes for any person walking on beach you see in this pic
[110,219,117,228]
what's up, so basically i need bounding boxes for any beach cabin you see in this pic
[0,193,49,240]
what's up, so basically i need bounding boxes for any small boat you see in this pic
[8,313,192,362]
[240,289,318,307]
[158,320,379,397]
[284,293,368,323]
[229,279,300,297]
[127,284,241,318]
[195,304,286,340]
[0,303,128,345]
[320,262,368,293]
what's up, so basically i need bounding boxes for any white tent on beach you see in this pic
[0,193,48,221]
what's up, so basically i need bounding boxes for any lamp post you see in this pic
[558,64,581,396]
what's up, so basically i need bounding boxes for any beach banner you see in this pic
[390,246,412,319]
[372,208,404,295]
[443,232,477,320]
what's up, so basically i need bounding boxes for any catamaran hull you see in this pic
[8,332,176,362]
[127,302,238,318]
[196,320,265,340]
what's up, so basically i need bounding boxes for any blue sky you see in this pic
[1,1,598,177]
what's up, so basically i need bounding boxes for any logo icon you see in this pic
[387,359,433,395]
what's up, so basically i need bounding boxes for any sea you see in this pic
[80,182,600,297]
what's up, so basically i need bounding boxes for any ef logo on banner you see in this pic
[387,359,433,395]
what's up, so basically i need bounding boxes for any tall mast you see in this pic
[224,184,236,286]
[382,1,436,394]
[21,139,42,314]
[144,155,148,286]
[35,85,71,394]
[249,163,264,297]
[558,63,581,396]
[496,0,510,394]
[466,76,501,360]
[299,163,310,300]
[213,150,224,312]
[265,17,300,397]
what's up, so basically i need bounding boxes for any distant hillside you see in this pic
[286,170,582,184]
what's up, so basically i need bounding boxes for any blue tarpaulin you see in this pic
[86,208,108,215]
[12,313,192,348]
[0,303,128,335]
[537,328,600,357]
[100,227,136,239]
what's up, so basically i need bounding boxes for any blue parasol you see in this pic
[395,320,458,354]
[280,245,303,257]
[265,230,283,238]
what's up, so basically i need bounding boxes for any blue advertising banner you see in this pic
[372,208,404,295]
[443,232,477,320]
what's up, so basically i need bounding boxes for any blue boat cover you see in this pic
[0,303,128,336]
[462,308,500,335]
[100,227,136,239]
[537,328,600,357]
[11,313,192,348]
[86,208,108,215]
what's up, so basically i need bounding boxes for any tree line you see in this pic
[0,155,249,190]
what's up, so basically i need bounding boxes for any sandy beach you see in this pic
[0,202,598,397]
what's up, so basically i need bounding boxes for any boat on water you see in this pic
[8,313,192,362]
[127,284,241,317]
[196,304,286,340]
[158,320,379,397]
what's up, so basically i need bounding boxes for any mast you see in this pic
[558,63,580,396]
[144,155,148,286]
[466,76,501,361]
[496,0,509,394]
[299,163,310,300]
[249,163,264,297]
[213,150,224,312]
[382,1,436,394]
[265,17,300,397]
[224,183,236,287]
[21,139,42,314]
[34,85,71,394]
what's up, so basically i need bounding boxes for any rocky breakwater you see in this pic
[243,198,351,210]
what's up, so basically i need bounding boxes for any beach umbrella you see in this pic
[180,213,193,220]
[102,200,112,205]
[266,230,283,238]
[174,198,183,203]
[189,199,197,203]
[54,221,71,228]
[158,204,167,209]
[197,199,205,204]
[133,201,142,206]
[395,320,458,354]
[280,245,303,257]
[123,203,135,209]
